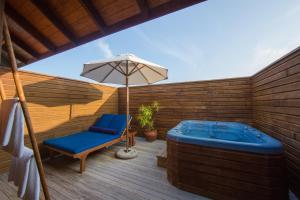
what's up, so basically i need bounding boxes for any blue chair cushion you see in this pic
[43,131,119,154]
[94,114,115,128]
[93,114,131,136]
[108,114,129,135]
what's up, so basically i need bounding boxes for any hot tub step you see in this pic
[157,148,167,168]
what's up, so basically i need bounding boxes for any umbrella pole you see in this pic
[126,76,129,152]
[116,74,137,159]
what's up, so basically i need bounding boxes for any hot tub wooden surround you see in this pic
[167,139,288,200]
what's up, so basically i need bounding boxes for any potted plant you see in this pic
[137,101,160,142]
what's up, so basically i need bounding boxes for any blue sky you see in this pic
[23,0,300,85]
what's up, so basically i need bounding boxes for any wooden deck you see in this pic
[0,137,208,200]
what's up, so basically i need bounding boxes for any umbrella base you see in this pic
[115,148,138,159]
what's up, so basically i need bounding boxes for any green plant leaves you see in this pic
[137,101,160,130]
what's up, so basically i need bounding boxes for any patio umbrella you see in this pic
[81,54,168,158]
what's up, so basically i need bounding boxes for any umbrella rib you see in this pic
[130,65,145,76]
[143,64,167,78]
[81,62,108,76]
[107,62,126,75]
[101,67,115,83]
[137,65,150,84]
[115,61,126,75]
[128,63,140,75]
[101,62,123,82]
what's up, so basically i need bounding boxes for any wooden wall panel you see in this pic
[0,67,118,173]
[252,48,300,197]
[118,77,252,139]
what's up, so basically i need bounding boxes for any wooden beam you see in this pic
[19,0,205,67]
[10,32,39,58]
[3,48,29,65]
[107,0,206,33]
[13,50,29,64]
[150,0,205,19]
[30,0,77,43]
[79,0,107,33]
[0,0,4,64]
[3,14,51,200]
[5,4,56,51]
[136,0,150,17]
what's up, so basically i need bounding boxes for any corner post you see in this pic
[0,80,6,100]
[2,12,51,200]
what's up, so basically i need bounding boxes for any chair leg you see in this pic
[80,155,87,173]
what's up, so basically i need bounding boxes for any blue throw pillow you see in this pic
[89,126,117,135]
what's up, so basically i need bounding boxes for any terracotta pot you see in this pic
[144,130,157,142]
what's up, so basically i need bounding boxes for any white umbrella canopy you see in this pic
[81,54,168,85]
[81,54,168,159]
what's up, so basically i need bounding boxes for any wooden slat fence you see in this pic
[252,47,300,197]
[118,77,252,139]
[0,67,118,172]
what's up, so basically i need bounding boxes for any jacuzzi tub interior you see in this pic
[167,120,288,200]
[167,120,283,154]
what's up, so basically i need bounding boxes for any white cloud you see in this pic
[283,4,300,18]
[97,39,113,58]
[162,43,203,69]
[134,28,203,69]
[252,46,288,69]
[249,33,300,72]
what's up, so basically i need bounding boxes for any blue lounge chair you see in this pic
[43,114,132,173]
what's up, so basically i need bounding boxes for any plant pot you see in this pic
[144,130,157,142]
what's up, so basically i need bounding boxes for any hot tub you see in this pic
[167,120,288,200]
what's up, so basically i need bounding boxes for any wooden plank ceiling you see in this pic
[2,0,205,67]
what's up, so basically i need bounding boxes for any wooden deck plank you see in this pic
[0,137,208,200]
